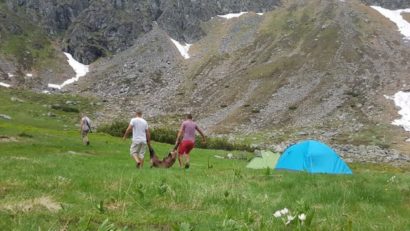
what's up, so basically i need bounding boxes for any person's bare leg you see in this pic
[81,131,88,144]
[139,157,144,168]
[185,155,190,168]
[132,155,141,168]
[82,132,89,145]
[178,155,183,167]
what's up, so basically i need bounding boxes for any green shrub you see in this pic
[150,127,178,145]
[51,104,79,113]
[99,121,254,152]
[98,120,128,137]
[18,132,33,138]
[196,136,254,152]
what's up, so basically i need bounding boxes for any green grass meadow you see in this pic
[0,88,409,230]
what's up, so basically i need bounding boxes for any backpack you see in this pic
[82,117,92,132]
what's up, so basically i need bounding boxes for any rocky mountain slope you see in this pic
[361,0,410,9]
[6,0,281,64]
[0,1,73,88]
[1,0,410,158]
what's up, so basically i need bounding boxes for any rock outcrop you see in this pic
[6,0,90,35]
[7,0,281,64]
[5,0,410,64]
[361,0,410,9]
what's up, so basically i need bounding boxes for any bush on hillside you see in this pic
[51,104,79,113]
[98,120,129,137]
[99,120,254,152]
[196,137,255,152]
[150,127,178,145]
[150,128,254,152]
[18,132,33,138]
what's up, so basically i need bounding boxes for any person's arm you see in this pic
[175,124,184,145]
[80,118,83,133]
[146,128,151,148]
[123,124,133,140]
[86,119,92,132]
[196,126,206,144]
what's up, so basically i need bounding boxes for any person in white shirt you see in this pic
[123,110,151,169]
[80,114,92,145]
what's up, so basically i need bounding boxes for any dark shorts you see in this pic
[178,140,195,156]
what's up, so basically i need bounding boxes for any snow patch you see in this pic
[26,73,33,77]
[0,82,11,88]
[218,12,248,19]
[170,39,192,59]
[218,12,265,18]
[48,52,89,90]
[371,6,410,39]
[7,73,14,78]
[385,91,410,131]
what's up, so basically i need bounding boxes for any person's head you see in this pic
[136,110,143,117]
[186,113,193,120]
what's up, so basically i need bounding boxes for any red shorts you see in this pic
[178,140,195,156]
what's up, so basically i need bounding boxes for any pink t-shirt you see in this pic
[181,120,197,142]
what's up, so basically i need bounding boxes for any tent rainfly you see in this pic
[246,151,280,169]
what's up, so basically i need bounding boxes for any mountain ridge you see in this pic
[1,0,410,155]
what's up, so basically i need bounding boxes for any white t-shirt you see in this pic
[130,117,148,143]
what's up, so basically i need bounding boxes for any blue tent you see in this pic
[275,140,352,174]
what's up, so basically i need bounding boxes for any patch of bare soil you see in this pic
[402,12,410,23]
[0,136,18,143]
[5,156,41,164]
[0,181,22,198]
[1,196,62,213]
[66,151,93,156]
[106,200,126,211]
[9,156,30,161]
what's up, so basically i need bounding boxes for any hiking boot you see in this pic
[86,141,90,146]
[184,163,190,169]
[136,162,141,169]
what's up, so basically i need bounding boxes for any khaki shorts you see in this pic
[130,142,146,159]
[81,129,89,138]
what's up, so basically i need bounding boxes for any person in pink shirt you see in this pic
[175,113,206,168]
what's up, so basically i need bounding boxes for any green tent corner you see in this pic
[246,151,280,169]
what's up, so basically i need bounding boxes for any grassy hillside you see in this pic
[0,89,409,230]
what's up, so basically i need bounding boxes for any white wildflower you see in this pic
[280,208,289,215]
[388,176,396,183]
[298,213,306,221]
[273,211,282,218]
[287,215,296,221]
